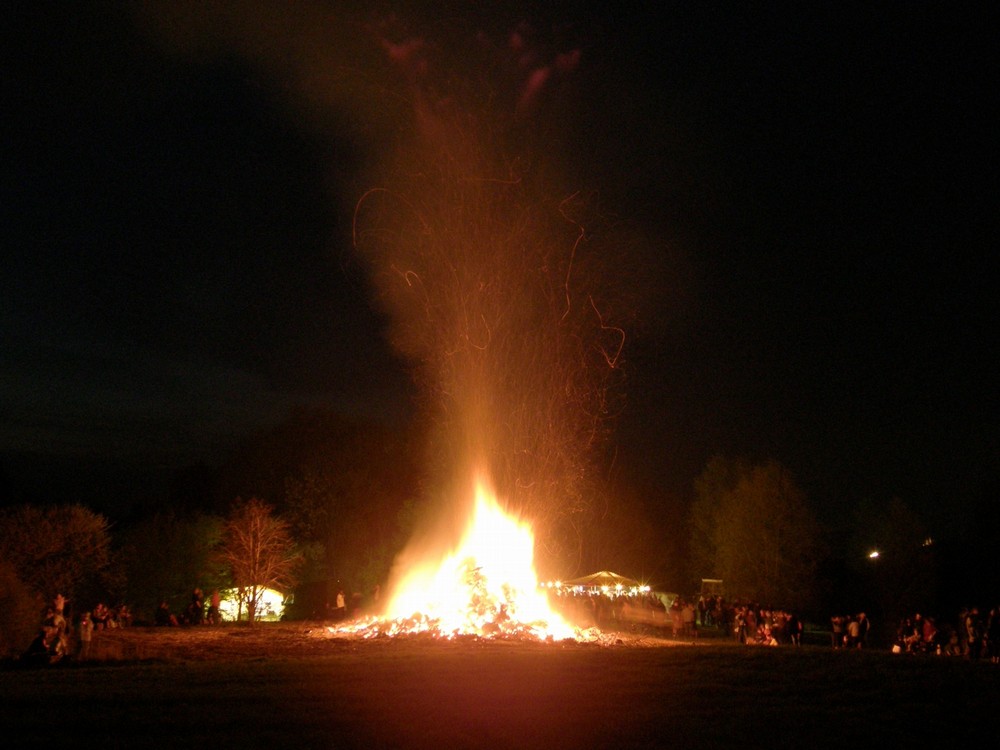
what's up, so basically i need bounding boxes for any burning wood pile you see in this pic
[331,475,601,643]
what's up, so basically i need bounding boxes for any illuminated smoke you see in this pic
[134,5,632,575]
[353,23,627,576]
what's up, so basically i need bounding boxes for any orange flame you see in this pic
[342,473,579,641]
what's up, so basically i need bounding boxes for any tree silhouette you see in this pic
[690,457,821,610]
[0,503,111,605]
[116,511,226,620]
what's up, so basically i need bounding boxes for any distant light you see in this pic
[218,587,286,622]
[868,550,880,559]
[922,537,934,547]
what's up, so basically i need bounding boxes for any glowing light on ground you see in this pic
[218,587,286,622]
[336,473,587,641]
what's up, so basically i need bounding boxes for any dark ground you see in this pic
[2,624,998,748]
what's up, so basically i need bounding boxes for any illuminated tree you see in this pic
[218,498,301,625]
[691,458,821,610]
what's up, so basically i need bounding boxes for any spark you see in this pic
[350,15,630,594]
[557,192,587,323]
[589,296,626,369]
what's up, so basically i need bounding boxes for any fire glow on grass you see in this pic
[337,473,582,641]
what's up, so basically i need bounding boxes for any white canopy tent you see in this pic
[558,570,647,594]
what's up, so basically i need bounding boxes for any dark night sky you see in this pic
[2,3,995,531]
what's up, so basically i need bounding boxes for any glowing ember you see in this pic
[338,473,581,641]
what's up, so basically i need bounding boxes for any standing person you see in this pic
[831,614,845,648]
[77,611,94,661]
[335,589,346,621]
[187,589,205,625]
[846,614,861,648]
[745,607,757,643]
[965,607,983,660]
[46,597,69,657]
[681,599,696,638]
[207,590,221,625]
[93,602,110,630]
[669,598,682,638]
[786,612,802,646]
[920,615,937,652]
[857,612,871,648]
[987,606,1000,664]
[734,607,747,644]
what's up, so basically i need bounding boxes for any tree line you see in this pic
[0,496,301,655]
[0,409,424,657]
[688,455,1000,641]
[3,407,995,657]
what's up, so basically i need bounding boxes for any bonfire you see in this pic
[333,474,597,642]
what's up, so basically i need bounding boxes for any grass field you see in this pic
[2,623,998,748]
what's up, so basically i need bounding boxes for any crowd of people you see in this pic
[668,597,698,637]
[550,589,668,628]
[19,590,199,665]
[729,604,803,646]
[550,591,806,646]
[691,595,804,646]
[20,593,128,665]
[22,594,71,665]
[829,612,872,648]
[893,606,1000,661]
[155,588,221,626]
[91,602,133,630]
[18,586,999,665]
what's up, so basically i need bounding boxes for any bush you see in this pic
[0,560,42,659]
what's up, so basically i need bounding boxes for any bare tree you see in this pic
[218,498,301,625]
